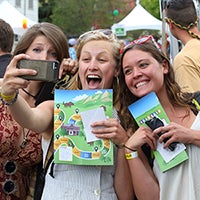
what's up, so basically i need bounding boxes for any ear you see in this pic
[162,59,169,74]
[168,21,175,30]
[114,66,120,77]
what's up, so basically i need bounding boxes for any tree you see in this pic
[39,0,55,22]
[38,0,160,37]
[141,0,161,19]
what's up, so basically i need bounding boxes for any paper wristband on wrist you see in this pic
[1,90,19,106]
[125,151,138,160]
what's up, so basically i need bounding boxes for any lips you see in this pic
[87,74,102,89]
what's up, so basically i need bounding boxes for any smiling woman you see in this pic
[117,36,200,200]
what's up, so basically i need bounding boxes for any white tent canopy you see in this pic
[111,4,162,36]
[0,0,37,36]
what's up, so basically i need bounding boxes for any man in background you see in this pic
[165,0,200,92]
[0,18,14,78]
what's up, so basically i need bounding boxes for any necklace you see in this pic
[20,128,30,148]
[21,88,37,99]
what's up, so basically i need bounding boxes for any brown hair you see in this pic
[119,41,194,130]
[13,22,69,62]
[0,18,14,52]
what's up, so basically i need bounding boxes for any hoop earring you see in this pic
[116,76,119,86]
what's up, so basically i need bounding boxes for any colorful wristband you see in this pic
[125,151,138,160]
[1,92,16,101]
[1,90,19,106]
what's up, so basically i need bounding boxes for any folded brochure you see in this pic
[128,92,188,172]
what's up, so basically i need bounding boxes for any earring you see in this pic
[116,76,119,86]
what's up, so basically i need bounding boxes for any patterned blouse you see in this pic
[0,102,42,200]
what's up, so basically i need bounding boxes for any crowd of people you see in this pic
[0,0,200,199]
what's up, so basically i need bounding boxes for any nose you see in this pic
[88,59,98,70]
[133,67,142,78]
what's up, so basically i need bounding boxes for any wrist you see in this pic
[125,151,138,160]
[0,90,19,106]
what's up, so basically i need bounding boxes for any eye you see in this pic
[99,58,106,63]
[123,68,132,76]
[32,48,41,53]
[49,51,57,58]
[139,62,148,68]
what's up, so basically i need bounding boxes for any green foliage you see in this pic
[140,0,161,19]
[39,0,161,37]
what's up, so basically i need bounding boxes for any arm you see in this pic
[124,126,159,200]
[9,96,54,133]
[114,147,135,200]
[1,54,54,133]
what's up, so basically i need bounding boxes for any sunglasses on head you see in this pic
[79,29,115,40]
[120,35,161,54]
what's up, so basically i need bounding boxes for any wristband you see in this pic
[1,92,16,101]
[125,151,138,160]
[1,90,19,106]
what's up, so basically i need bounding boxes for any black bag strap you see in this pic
[43,136,54,172]
[33,136,54,200]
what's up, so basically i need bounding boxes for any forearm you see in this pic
[8,94,53,133]
[126,149,159,200]
[114,148,135,200]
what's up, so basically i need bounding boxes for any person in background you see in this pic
[165,0,200,92]
[118,36,200,200]
[0,22,74,200]
[1,29,134,200]
[68,37,77,60]
[0,18,14,78]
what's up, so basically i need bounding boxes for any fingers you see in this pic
[59,58,78,78]
[2,54,34,95]
[91,118,129,144]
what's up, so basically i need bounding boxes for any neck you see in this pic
[0,52,10,56]
[21,88,37,99]
[20,82,43,99]
[178,27,200,45]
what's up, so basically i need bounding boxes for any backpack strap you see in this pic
[192,92,200,111]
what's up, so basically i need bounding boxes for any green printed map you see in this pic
[54,89,113,165]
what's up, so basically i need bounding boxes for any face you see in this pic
[122,49,168,98]
[78,40,118,89]
[25,35,57,61]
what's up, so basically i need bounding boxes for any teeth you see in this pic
[87,75,100,79]
[136,81,147,88]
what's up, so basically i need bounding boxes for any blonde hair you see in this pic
[66,30,123,106]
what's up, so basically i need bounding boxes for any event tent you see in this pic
[0,0,37,36]
[111,4,162,36]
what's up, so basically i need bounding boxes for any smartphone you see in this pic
[17,59,60,82]
[145,117,177,151]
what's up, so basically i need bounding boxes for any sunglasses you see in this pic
[79,29,115,40]
[2,161,17,195]
[120,35,161,54]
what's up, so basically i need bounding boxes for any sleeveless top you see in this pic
[41,109,119,200]
[0,103,42,200]
[153,112,200,200]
